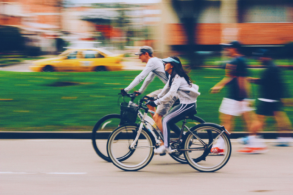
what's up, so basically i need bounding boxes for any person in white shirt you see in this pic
[147,56,200,154]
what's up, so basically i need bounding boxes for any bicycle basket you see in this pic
[120,102,139,125]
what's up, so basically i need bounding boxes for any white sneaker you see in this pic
[238,135,268,154]
[275,137,292,147]
[154,145,166,154]
[154,145,176,154]
[165,147,176,154]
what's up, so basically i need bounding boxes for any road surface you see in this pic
[1,139,292,195]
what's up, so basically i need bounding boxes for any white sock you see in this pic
[214,136,224,148]
[248,135,266,147]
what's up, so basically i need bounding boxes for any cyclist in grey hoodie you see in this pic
[147,56,200,154]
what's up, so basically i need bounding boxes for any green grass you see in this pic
[0,69,292,131]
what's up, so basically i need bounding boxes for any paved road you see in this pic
[1,140,292,195]
[0,58,144,72]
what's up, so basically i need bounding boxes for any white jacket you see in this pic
[154,75,200,105]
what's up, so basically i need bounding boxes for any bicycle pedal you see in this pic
[159,153,166,156]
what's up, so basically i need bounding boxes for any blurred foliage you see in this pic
[180,56,293,67]
[0,69,292,131]
[0,26,25,53]
[0,55,45,66]
[124,53,132,58]
[0,58,22,66]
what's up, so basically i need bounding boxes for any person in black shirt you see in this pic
[249,49,292,146]
[211,41,267,154]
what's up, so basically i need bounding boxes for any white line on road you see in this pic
[0,172,87,175]
[46,172,87,175]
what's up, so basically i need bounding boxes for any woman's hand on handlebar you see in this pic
[146,100,157,107]
[144,96,156,101]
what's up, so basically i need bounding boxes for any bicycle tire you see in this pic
[107,125,155,171]
[184,123,232,172]
[92,114,135,162]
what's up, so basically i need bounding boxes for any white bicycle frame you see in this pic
[128,100,230,151]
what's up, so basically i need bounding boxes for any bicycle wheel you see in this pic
[107,125,155,171]
[92,114,135,162]
[184,124,231,172]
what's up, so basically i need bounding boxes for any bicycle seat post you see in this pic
[179,119,187,140]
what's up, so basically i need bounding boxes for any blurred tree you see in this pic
[63,0,75,8]
[0,26,25,53]
[116,3,128,50]
[171,0,204,69]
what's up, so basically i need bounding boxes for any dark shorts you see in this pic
[256,100,283,116]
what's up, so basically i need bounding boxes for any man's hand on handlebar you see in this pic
[134,91,141,96]
[120,89,141,97]
[120,89,127,96]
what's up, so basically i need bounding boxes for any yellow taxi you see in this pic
[30,48,124,72]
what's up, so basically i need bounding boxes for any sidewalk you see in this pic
[0,131,282,139]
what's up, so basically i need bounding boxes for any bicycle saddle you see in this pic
[184,110,197,119]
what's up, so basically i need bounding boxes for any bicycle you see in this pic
[91,93,194,163]
[107,94,232,172]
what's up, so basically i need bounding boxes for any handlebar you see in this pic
[119,92,156,113]
[119,92,137,101]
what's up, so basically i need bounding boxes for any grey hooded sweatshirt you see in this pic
[155,74,200,105]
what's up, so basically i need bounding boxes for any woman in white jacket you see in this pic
[147,56,200,154]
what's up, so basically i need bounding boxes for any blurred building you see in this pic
[0,0,62,32]
[62,6,95,41]
[156,0,293,56]
[61,3,162,49]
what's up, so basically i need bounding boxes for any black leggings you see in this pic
[162,103,197,148]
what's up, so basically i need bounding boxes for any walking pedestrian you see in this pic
[248,49,293,146]
[210,41,267,154]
